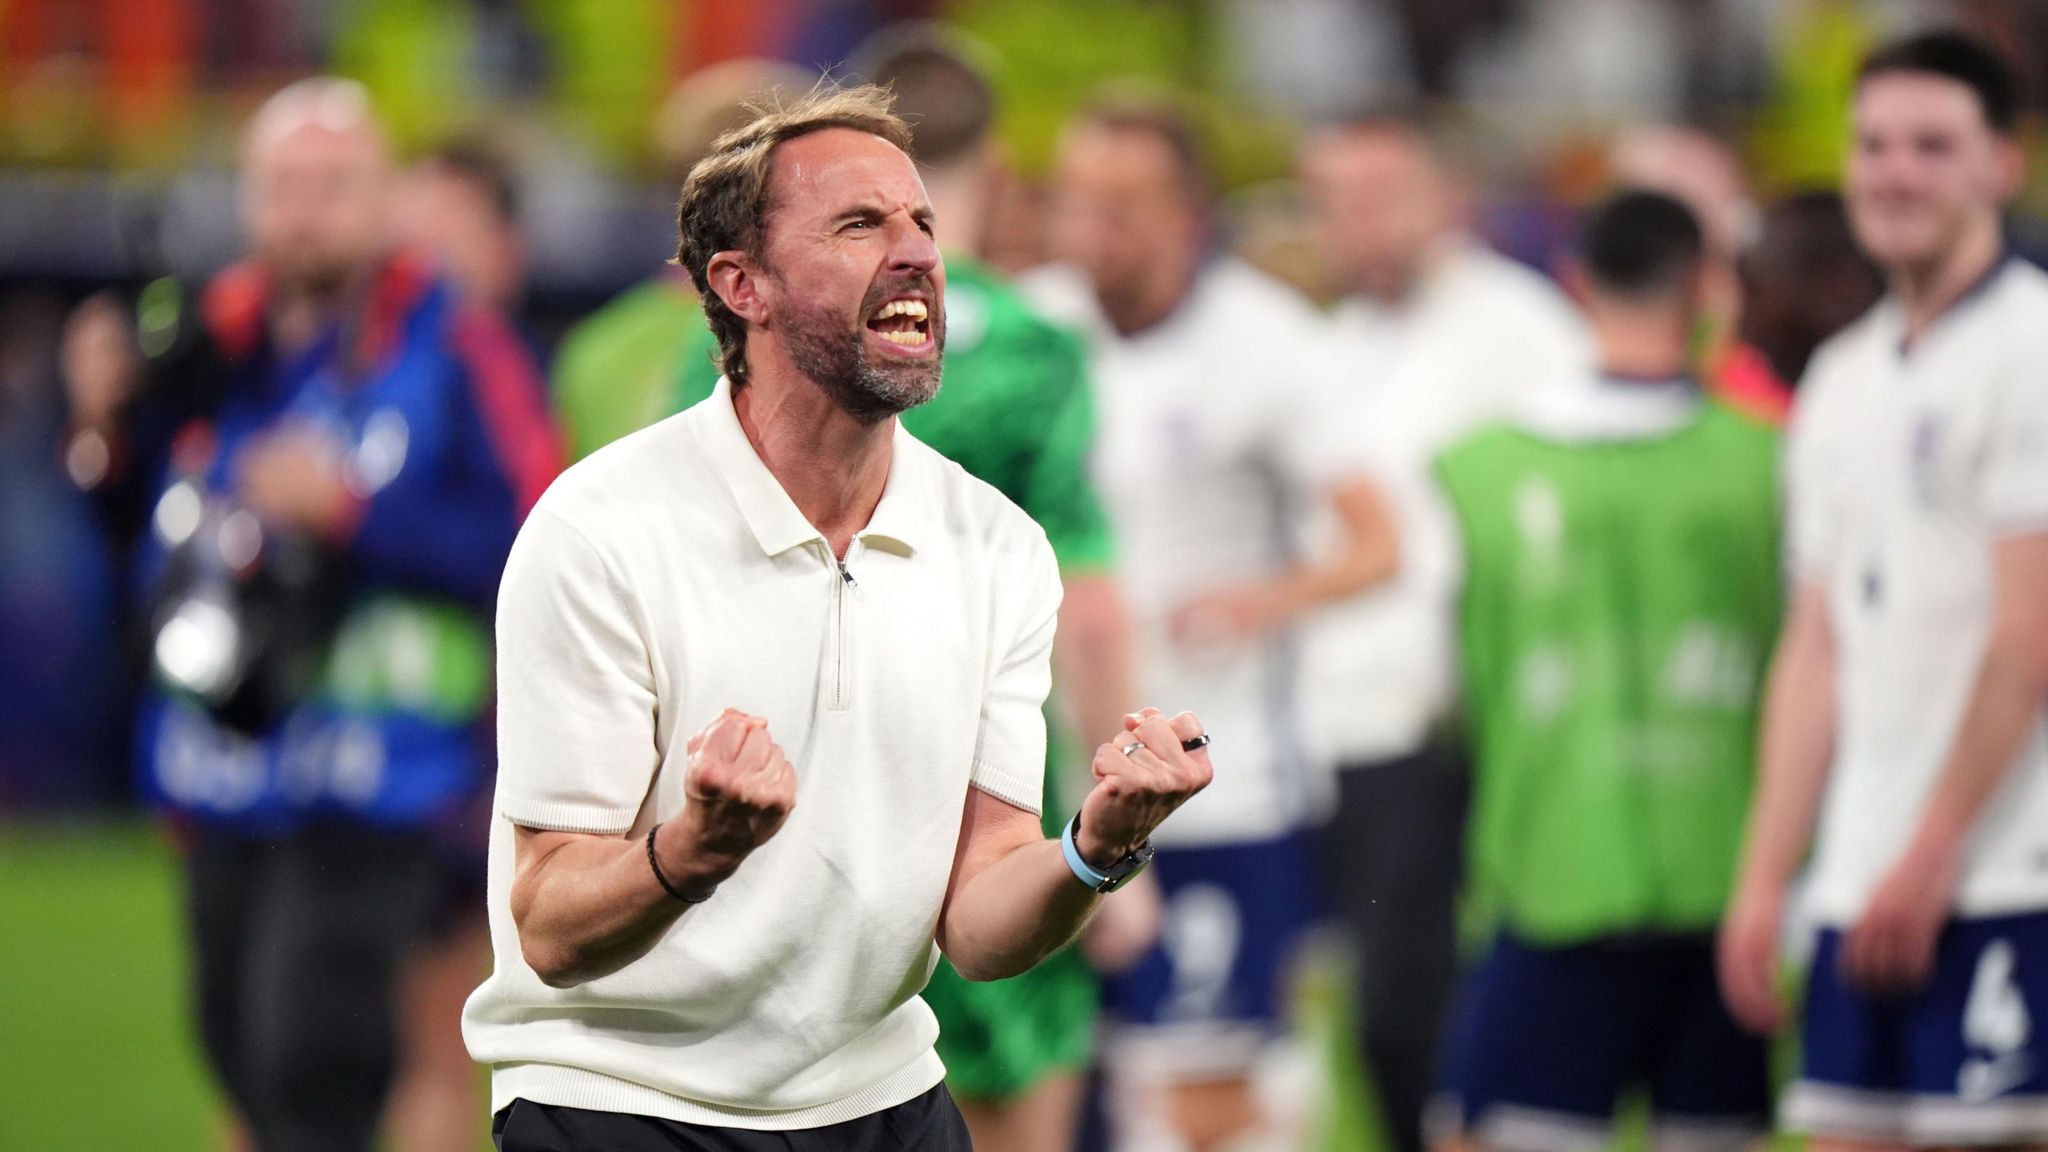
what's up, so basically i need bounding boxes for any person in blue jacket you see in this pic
[60,78,558,1152]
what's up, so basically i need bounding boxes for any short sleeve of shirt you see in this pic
[968,528,1063,814]
[1357,362,1445,480]
[1980,349,2048,533]
[1260,315,1361,496]
[494,505,661,834]
[1287,331,1374,487]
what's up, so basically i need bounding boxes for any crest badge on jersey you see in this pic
[1911,411,1948,507]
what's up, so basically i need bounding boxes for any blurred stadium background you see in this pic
[1,1,2044,1149]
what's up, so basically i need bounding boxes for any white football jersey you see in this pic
[1026,258,1338,846]
[1792,257,2048,925]
[1300,240,1592,767]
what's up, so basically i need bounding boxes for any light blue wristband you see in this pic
[1060,813,1109,890]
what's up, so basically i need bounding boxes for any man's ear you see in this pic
[1993,135,2025,204]
[706,250,772,327]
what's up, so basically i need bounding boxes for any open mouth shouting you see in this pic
[865,295,937,356]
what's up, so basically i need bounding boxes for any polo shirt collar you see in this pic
[693,376,926,558]
[858,435,927,557]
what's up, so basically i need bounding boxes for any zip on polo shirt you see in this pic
[825,540,862,713]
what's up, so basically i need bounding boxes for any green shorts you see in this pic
[926,945,1099,1101]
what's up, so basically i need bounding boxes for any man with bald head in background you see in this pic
[61,78,556,1152]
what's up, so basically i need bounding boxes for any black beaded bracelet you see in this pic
[647,822,713,905]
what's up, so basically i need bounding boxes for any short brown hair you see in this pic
[674,84,912,384]
[852,24,996,168]
[1073,95,1216,208]
[1860,29,2021,135]
[423,129,521,225]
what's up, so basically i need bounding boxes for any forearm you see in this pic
[938,715,1211,982]
[1262,547,1395,623]
[1738,596,1838,889]
[1053,574,1137,749]
[938,836,1100,981]
[1251,476,1401,625]
[510,823,737,986]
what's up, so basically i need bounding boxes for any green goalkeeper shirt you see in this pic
[552,275,714,463]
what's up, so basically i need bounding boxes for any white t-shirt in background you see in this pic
[1790,258,2048,926]
[1300,239,1592,768]
[1027,258,1339,847]
[462,379,1062,1128]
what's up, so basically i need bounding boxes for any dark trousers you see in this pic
[492,1084,975,1151]
[1317,746,1470,1152]
[186,821,442,1152]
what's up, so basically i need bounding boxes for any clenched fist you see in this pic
[1076,708,1213,868]
[662,709,796,888]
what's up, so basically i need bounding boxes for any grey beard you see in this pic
[782,314,943,425]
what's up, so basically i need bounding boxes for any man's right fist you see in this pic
[674,709,796,867]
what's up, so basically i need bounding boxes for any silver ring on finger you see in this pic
[1121,741,1145,757]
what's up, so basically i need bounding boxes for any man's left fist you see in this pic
[1077,708,1213,868]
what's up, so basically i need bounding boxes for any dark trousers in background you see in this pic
[1318,745,1470,1152]
[186,821,442,1152]
[492,1084,976,1151]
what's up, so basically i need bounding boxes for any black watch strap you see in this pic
[647,823,714,904]
[1062,812,1154,893]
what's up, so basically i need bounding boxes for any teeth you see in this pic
[878,329,926,346]
[873,299,928,322]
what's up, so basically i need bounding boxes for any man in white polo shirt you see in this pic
[462,85,1214,1150]
[1718,31,2048,1148]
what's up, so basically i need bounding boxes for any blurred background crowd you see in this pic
[1,0,2044,1150]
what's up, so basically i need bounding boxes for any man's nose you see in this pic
[1052,207,1108,263]
[886,214,940,274]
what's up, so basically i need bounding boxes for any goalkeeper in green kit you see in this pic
[1425,192,1780,1152]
